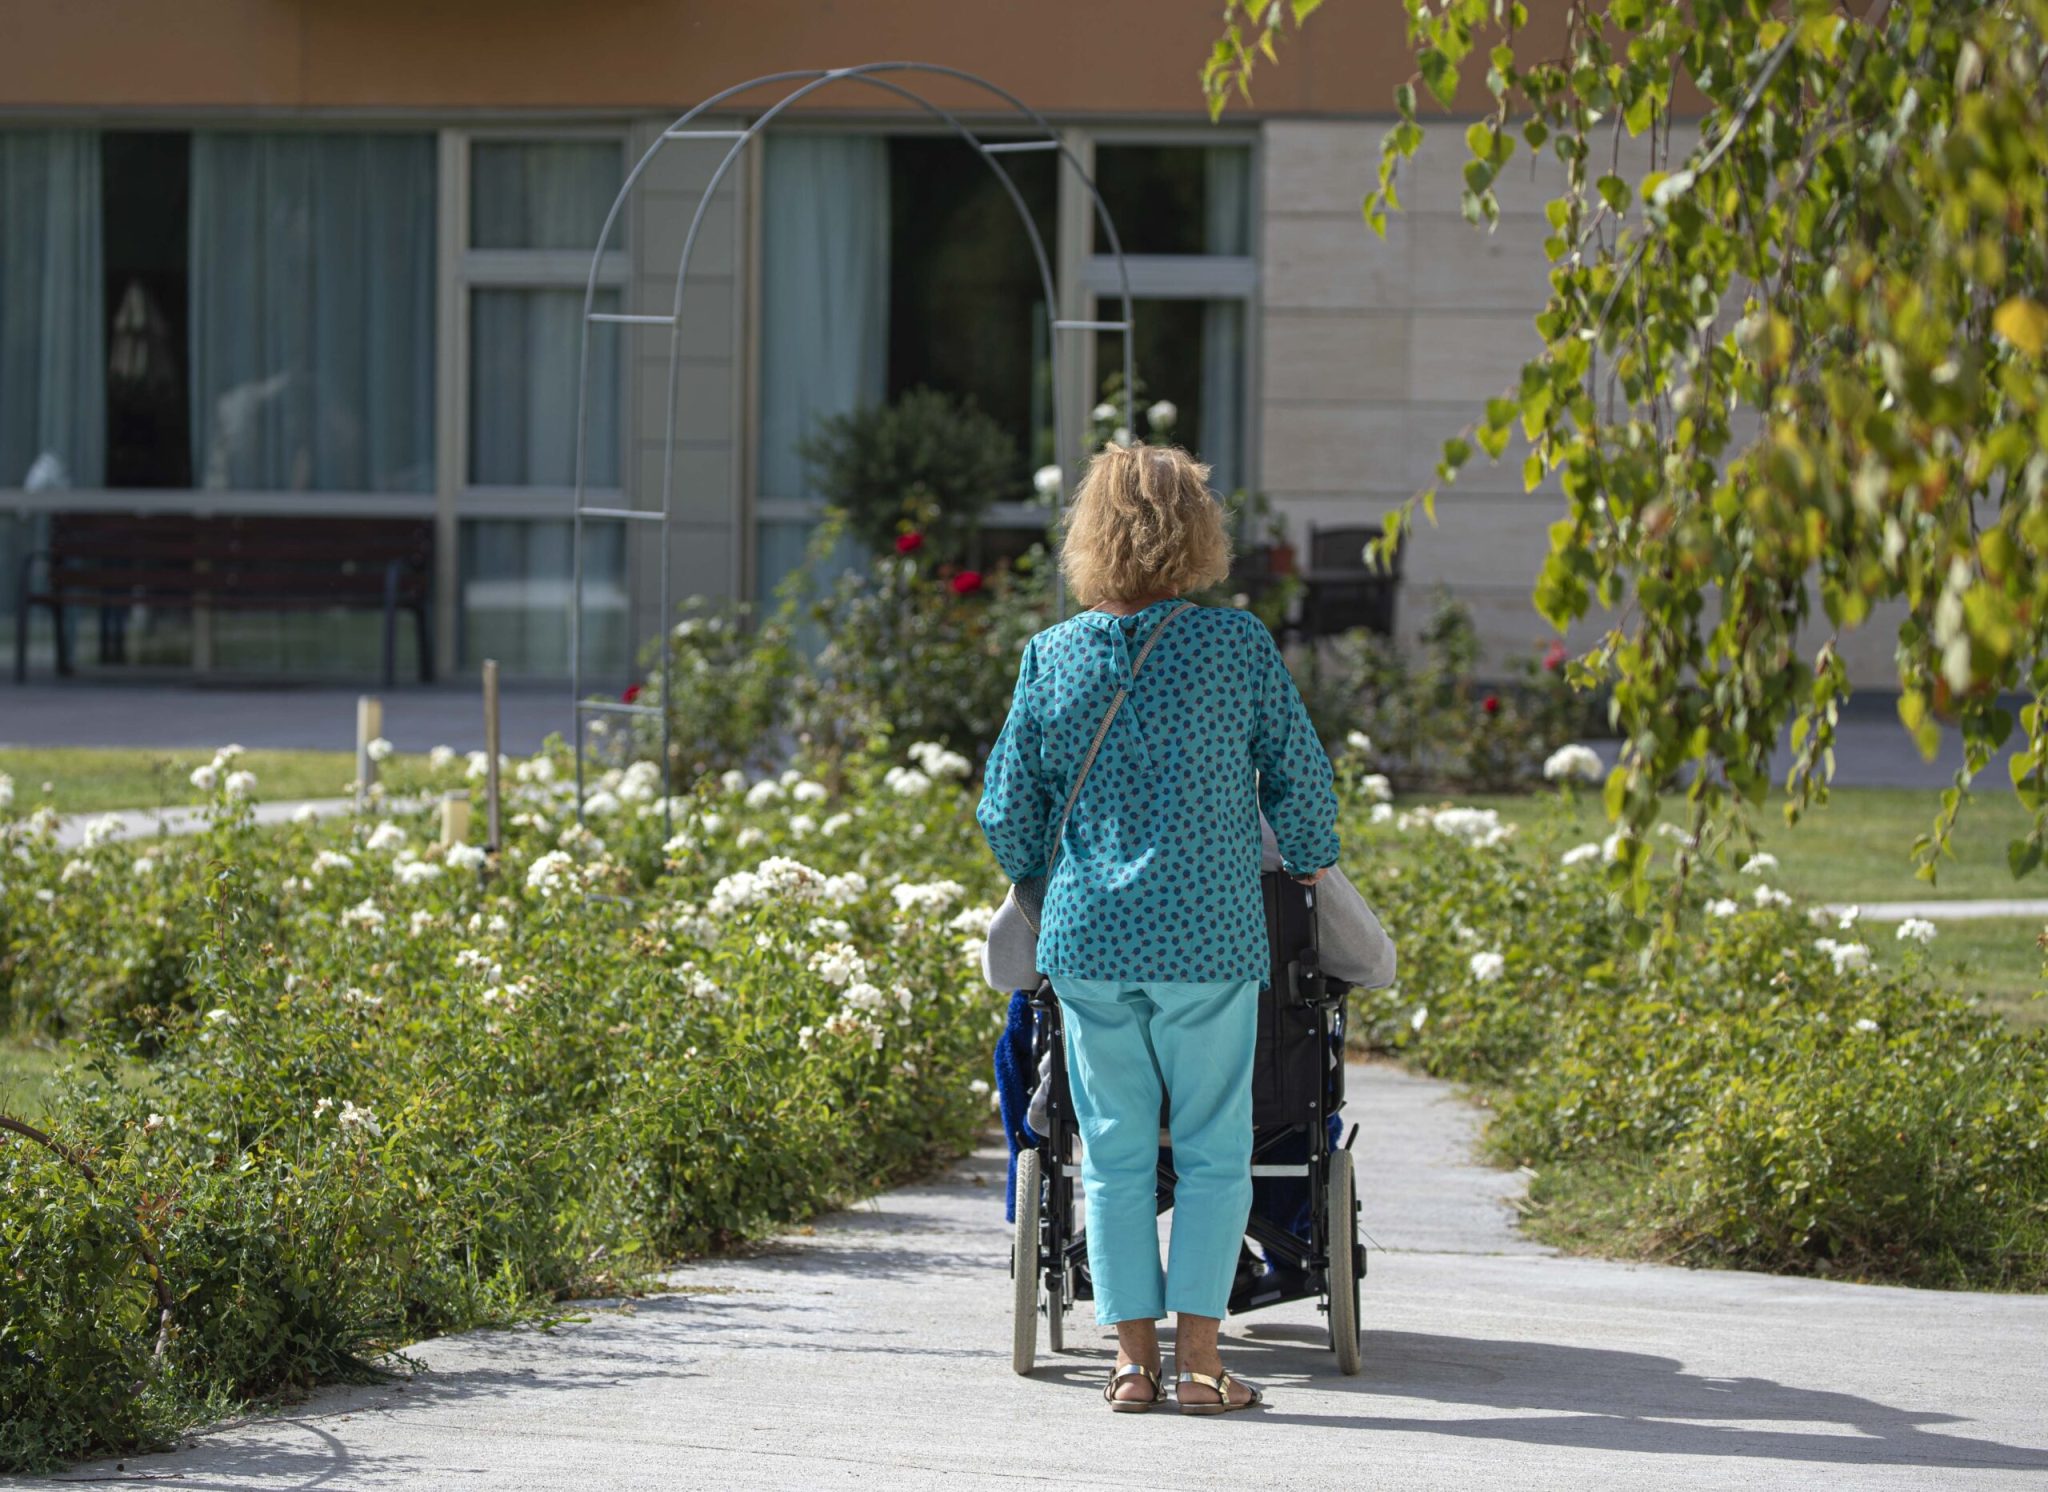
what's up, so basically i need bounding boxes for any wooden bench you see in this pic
[14,513,435,686]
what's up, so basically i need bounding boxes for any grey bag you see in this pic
[980,603,1195,993]
[1259,815,1397,989]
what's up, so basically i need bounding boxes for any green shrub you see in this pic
[797,386,1019,562]
[0,745,1004,1470]
[1345,785,2048,1289]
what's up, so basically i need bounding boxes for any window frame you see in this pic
[743,119,1261,570]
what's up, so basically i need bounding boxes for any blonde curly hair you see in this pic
[1059,442,1232,607]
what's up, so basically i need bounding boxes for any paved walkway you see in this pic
[47,798,369,851]
[1828,899,2048,922]
[30,1066,2048,1490]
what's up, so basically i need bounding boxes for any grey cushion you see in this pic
[1260,815,1397,989]
[981,876,1047,992]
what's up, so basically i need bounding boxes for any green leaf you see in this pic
[1418,46,1458,106]
[2009,837,2042,880]
[1596,174,1629,213]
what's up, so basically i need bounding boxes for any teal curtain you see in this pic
[0,130,103,489]
[756,133,890,601]
[188,132,436,493]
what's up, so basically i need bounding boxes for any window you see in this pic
[1088,143,1255,496]
[458,137,629,677]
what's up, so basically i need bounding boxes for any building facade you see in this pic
[0,0,1691,687]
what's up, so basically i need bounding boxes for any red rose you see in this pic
[895,532,925,555]
[950,570,985,596]
[1542,641,1567,672]
[1482,694,1501,715]
[621,684,641,704]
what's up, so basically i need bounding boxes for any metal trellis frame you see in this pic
[571,62,1140,828]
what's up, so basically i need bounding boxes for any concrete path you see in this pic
[1827,899,2048,922]
[26,1065,2048,1490]
[47,798,366,851]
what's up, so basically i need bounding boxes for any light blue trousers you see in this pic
[1052,975,1259,1325]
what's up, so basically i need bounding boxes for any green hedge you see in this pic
[0,746,1002,1471]
[1348,792,2048,1289]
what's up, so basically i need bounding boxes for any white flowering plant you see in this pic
[1338,769,2048,1296]
[0,740,1004,1471]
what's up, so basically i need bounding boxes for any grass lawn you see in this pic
[0,746,436,816]
[1437,787,2048,1028]
[0,1037,71,1120]
[1468,786,2044,903]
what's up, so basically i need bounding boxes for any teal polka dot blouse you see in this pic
[976,598,1341,984]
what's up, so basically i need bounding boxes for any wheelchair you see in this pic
[1009,874,1364,1375]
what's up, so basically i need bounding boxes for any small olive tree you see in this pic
[1209,0,2048,916]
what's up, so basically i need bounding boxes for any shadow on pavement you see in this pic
[1183,1324,2048,1471]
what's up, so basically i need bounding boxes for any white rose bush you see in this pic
[0,741,1004,1471]
[1348,777,2048,1301]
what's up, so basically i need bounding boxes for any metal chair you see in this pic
[1297,523,1401,640]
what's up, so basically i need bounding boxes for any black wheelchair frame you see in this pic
[1009,874,1365,1374]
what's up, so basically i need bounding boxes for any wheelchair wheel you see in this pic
[1327,1148,1362,1375]
[1012,1149,1042,1375]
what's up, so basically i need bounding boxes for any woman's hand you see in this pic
[1293,865,1331,886]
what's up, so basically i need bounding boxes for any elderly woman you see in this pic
[977,443,1340,1415]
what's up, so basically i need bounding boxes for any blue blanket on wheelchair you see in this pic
[994,988,1343,1238]
[996,989,1037,1223]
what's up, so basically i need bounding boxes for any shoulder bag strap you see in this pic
[1047,602,1195,870]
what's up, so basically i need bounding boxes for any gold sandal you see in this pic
[1176,1368,1264,1416]
[1103,1362,1163,1413]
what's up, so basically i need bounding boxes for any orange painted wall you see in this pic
[0,0,1572,117]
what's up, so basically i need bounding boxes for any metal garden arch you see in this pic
[568,62,1141,818]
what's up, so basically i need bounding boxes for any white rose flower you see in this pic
[1837,905,1861,930]
[1705,898,1740,918]
[0,773,13,809]
[788,814,816,838]
[1559,842,1602,868]
[365,822,407,853]
[820,812,853,836]
[891,880,965,915]
[1146,399,1177,430]
[1739,852,1780,875]
[1853,1018,1881,1033]
[883,766,931,797]
[292,804,322,825]
[526,850,577,897]
[582,790,622,818]
[736,826,767,849]
[447,843,487,871]
[1033,464,1063,499]
[969,1078,991,1097]
[1896,917,1938,944]
[428,745,457,771]
[337,1100,382,1139]
[81,815,125,849]
[1753,885,1793,909]
[791,780,829,804]
[223,770,258,801]
[1345,730,1373,755]
[341,898,387,932]
[745,779,786,808]
[365,737,394,763]
[1541,744,1604,784]
[1360,774,1393,804]
[132,855,158,879]
[720,769,748,794]
[1091,401,1117,423]
[310,849,353,876]
[1112,426,1132,446]
[1368,803,1395,824]
[1410,1005,1429,1031]
[1469,951,1506,981]
[396,859,443,886]
[189,763,219,792]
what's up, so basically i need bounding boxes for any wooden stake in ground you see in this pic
[483,659,502,854]
[355,695,382,811]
